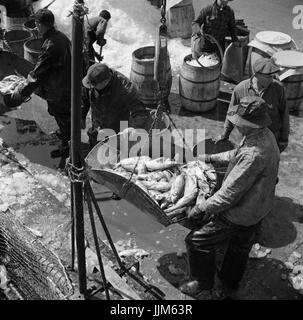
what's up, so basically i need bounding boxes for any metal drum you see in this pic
[273,50,303,112]
[248,31,298,76]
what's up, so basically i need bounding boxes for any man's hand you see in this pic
[188,205,204,220]
[233,40,242,48]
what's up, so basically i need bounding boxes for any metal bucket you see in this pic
[23,19,38,37]
[4,26,33,58]
[24,38,43,64]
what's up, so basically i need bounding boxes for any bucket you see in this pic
[23,19,38,37]
[248,31,298,76]
[273,50,303,112]
[130,46,172,108]
[4,26,33,58]
[166,0,195,39]
[24,38,43,64]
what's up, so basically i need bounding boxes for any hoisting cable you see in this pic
[119,0,169,198]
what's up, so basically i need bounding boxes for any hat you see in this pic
[82,63,111,89]
[253,57,280,75]
[227,96,272,128]
[99,10,111,21]
[32,9,55,27]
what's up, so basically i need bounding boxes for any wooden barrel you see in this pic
[179,54,221,112]
[130,46,172,108]
[24,38,43,64]
[248,31,297,76]
[273,51,303,112]
[4,26,33,58]
[283,74,303,112]
[166,0,195,39]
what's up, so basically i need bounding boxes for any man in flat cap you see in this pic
[192,0,239,56]
[11,8,72,159]
[217,57,289,153]
[82,63,149,148]
[180,96,280,299]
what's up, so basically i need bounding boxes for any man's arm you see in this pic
[204,151,263,214]
[221,89,239,139]
[192,7,208,35]
[20,40,56,97]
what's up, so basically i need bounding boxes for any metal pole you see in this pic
[71,0,86,294]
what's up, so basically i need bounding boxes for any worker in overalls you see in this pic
[192,0,239,57]
[181,96,280,299]
[218,57,289,153]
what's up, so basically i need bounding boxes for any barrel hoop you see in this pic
[283,79,303,84]
[287,94,303,101]
[131,67,171,77]
[180,73,220,84]
[180,93,219,103]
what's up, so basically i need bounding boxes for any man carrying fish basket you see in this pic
[180,96,280,299]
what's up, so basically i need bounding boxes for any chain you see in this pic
[66,161,88,184]
[160,0,166,25]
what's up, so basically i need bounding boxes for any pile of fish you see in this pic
[106,156,217,220]
[0,75,25,95]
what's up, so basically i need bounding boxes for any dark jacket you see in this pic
[84,16,108,64]
[89,70,148,132]
[21,27,71,115]
[222,78,289,147]
[192,1,237,45]
[206,128,280,226]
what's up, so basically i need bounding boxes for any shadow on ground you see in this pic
[156,252,303,300]
[257,196,303,248]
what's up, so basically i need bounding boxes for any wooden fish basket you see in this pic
[85,133,205,226]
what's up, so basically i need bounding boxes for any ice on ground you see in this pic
[34,0,193,76]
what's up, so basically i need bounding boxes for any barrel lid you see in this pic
[255,31,291,45]
[273,50,303,68]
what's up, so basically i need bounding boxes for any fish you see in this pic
[145,157,177,171]
[166,206,187,219]
[164,175,198,213]
[170,173,185,203]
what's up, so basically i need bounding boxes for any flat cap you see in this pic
[253,57,280,75]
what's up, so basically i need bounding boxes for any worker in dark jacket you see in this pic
[11,9,72,158]
[82,63,149,147]
[82,10,111,129]
[84,9,111,66]
[218,57,289,153]
[192,0,239,55]
[180,96,280,299]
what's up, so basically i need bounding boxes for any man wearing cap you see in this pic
[10,8,72,158]
[82,10,111,129]
[180,96,280,299]
[82,63,149,147]
[192,0,239,55]
[84,9,111,66]
[217,57,289,153]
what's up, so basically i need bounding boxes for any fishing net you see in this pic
[0,208,73,300]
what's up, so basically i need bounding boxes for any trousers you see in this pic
[185,215,260,290]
